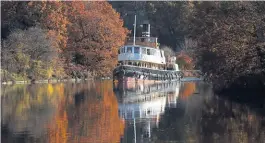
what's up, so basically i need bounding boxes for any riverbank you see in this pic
[1,78,90,85]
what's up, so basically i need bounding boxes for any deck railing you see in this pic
[125,37,158,48]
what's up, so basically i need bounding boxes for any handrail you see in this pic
[126,37,158,48]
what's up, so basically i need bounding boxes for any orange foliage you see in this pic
[48,110,68,143]
[28,1,69,50]
[25,1,129,76]
[176,51,194,70]
[43,1,69,50]
[44,80,124,143]
[47,84,68,143]
[68,80,125,143]
[27,1,69,77]
[177,51,193,64]
[179,82,196,99]
[67,1,129,76]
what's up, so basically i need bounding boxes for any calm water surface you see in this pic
[1,80,265,143]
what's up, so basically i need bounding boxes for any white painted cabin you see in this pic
[118,45,166,64]
[117,45,180,71]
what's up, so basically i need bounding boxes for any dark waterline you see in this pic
[1,80,265,143]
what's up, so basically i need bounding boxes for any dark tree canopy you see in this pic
[111,1,265,91]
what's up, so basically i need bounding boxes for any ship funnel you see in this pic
[142,20,150,37]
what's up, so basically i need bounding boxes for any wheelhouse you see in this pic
[117,45,166,70]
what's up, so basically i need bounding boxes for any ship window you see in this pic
[127,47,132,53]
[134,47,140,53]
[160,51,163,57]
[118,49,120,54]
[121,47,125,53]
[147,49,151,55]
[142,48,147,54]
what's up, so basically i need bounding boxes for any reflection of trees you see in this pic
[179,82,196,99]
[200,95,265,143]
[67,80,125,143]
[4,81,264,143]
[1,83,67,142]
[2,81,125,143]
[150,82,265,143]
[47,84,68,143]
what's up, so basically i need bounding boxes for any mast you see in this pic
[134,118,136,143]
[133,15,136,45]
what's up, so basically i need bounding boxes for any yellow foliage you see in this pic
[47,84,54,96]
[54,83,65,98]
[47,66,53,78]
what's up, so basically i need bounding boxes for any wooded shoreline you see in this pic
[1,1,265,97]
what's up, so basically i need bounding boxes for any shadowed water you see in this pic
[1,80,265,143]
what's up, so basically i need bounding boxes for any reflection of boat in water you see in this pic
[114,82,180,117]
[114,82,180,142]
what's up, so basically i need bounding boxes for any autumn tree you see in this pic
[1,1,69,49]
[176,51,193,70]
[1,1,69,80]
[27,1,69,79]
[66,1,128,77]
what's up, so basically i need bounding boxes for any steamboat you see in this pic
[113,16,183,84]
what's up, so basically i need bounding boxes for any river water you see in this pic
[1,80,265,143]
